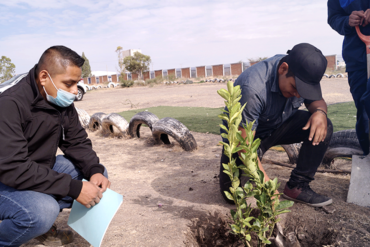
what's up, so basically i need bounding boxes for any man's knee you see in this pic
[2,193,59,238]
[27,197,60,236]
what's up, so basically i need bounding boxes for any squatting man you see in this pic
[0,46,110,246]
[219,43,334,207]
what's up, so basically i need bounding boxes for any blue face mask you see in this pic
[43,72,76,107]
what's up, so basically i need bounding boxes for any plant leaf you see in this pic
[224,191,234,201]
[275,200,294,211]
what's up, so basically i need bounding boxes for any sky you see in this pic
[0,0,344,74]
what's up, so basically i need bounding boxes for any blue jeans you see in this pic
[0,155,108,247]
[348,70,370,155]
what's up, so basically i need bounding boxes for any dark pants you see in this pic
[348,70,370,155]
[219,110,333,203]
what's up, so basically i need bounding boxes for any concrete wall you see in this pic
[325,55,336,71]
[168,69,176,77]
[143,71,150,80]
[212,64,224,77]
[155,70,163,78]
[196,66,206,78]
[82,54,339,83]
[101,75,108,83]
[181,68,190,78]
[231,62,243,76]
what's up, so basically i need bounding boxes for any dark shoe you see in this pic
[282,182,333,207]
[35,224,74,246]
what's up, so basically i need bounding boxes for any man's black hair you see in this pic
[278,56,294,78]
[36,46,85,77]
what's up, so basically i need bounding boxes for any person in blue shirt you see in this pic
[328,0,370,155]
[219,43,333,207]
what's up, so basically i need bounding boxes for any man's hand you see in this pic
[302,111,327,146]
[76,181,103,208]
[364,9,370,26]
[90,173,111,193]
[349,10,365,27]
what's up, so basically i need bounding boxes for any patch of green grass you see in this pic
[327,101,356,132]
[118,106,223,134]
[117,101,357,135]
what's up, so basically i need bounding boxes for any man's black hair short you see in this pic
[36,46,85,77]
[278,56,294,78]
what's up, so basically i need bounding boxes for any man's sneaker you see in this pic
[282,182,332,207]
[35,224,74,246]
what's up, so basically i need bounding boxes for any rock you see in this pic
[322,205,336,214]
[297,233,306,240]
[189,187,194,191]
[286,232,301,247]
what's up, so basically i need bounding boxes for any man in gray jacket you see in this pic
[220,43,333,207]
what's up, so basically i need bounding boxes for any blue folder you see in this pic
[67,187,123,247]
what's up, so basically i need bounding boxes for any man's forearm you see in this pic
[306,99,327,115]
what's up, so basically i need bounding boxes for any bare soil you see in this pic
[23,79,370,247]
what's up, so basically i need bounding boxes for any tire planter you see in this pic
[101,113,129,138]
[75,107,90,129]
[88,112,107,132]
[322,129,362,165]
[152,117,197,151]
[271,129,363,166]
[281,143,301,164]
[128,111,159,138]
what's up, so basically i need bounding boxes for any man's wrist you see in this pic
[315,108,327,117]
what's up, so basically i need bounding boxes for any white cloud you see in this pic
[0,0,344,74]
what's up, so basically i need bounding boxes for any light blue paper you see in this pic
[67,188,123,247]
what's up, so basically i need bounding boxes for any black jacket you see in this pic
[0,65,104,199]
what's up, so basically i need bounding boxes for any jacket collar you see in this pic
[29,64,59,111]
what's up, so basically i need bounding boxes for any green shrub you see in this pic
[120,79,134,87]
[218,81,293,247]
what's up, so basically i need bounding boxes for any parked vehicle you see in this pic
[76,79,88,101]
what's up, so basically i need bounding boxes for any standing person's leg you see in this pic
[0,183,60,247]
[349,70,370,155]
[256,110,333,207]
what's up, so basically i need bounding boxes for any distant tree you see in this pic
[123,52,151,80]
[115,46,127,83]
[116,46,125,73]
[81,52,92,78]
[0,56,16,83]
[248,57,268,64]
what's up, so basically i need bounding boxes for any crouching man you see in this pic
[0,46,110,246]
[219,43,333,207]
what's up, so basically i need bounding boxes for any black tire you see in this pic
[152,117,197,151]
[128,111,159,138]
[76,87,84,101]
[322,129,362,165]
[88,112,107,132]
[269,129,362,166]
[281,143,301,164]
[101,113,129,137]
